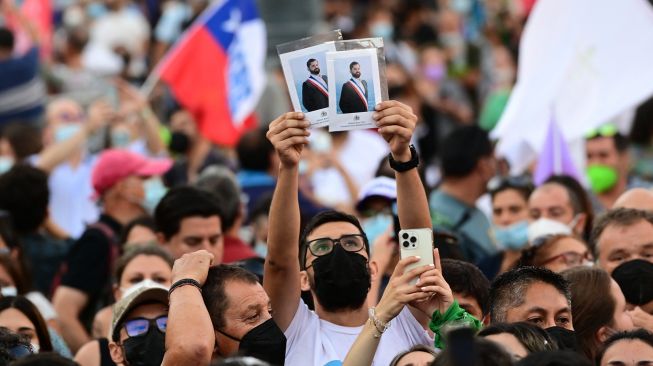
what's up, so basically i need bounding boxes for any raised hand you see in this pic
[266,112,310,168]
[373,101,418,162]
[171,250,214,286]
[409,248,454,316]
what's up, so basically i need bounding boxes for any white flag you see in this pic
[492,0,653,173]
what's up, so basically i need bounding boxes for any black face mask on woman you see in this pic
[310,244,371,312]
[122,327,166,366]
[217,318,287,365]
[168,131,191,154]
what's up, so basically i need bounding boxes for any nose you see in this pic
[544,318,557,329]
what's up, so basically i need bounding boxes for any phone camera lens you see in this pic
[410,236,417,243]
[402,233,409,239]
[402,241,409,248]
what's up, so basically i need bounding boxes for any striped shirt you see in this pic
[0,48,46,125]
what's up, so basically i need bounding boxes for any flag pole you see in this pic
[140,70,160,99]
[551,107,562,175]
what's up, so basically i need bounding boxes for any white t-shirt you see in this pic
[284,299,433,366]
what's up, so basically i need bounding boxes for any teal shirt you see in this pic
[429,190,498,262]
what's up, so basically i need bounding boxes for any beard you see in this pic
[352,71,361,78]
[310,68,321,75]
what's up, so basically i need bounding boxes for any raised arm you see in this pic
[373,101,431,230]
[162,250,215,366]
[116,79,165,155]
[263,112,310,331]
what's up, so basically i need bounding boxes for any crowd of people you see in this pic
[1,0,653,365]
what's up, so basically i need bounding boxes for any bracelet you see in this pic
[368,307,391,335]
[168,278,201,298]
[367,319,383,339]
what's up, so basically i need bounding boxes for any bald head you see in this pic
[614,188,653,211]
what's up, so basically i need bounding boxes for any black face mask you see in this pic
[122,327,166,366]
[310,244,371,312]
[545,326,580,352]
[217,318,286,366]
[168,131,191,154]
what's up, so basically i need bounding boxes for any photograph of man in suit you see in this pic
[339,61,369,114]
[301,58,329,112]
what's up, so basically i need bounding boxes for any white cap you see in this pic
[527,218,572,243]
[356,177,397,212]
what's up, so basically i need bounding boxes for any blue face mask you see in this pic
[493,220,529,251]
[0,157,13,175]
[362,214,393,247]
[111,130,131,148]
[370,22,394,39]
[142,178,167,214]
[55,124,82,143]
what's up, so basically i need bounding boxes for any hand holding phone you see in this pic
[398,228,434,285]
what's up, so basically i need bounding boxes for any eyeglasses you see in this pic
[55,111,85,123]
[585,124,618,139]
[487,175,533,193]
[120,316,167,340]
[305,234,366,262]
[540,251,592,267]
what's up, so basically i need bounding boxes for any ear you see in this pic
[108,341,125,365]
[596,325,611,343]
[368,259,379,281]
[156,232,167,245]
[574,213,587,235]
[299,270,311,292]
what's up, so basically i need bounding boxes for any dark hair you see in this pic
[1,123,43,161]
[64,27,88,54]
[10,352,79,366]
[479,322,556,355]
[236,128,273,172]
[515,350,591,366]
[389,345,436,366]
[113,245,174,285]
[0,165,48,234]
[0,254,28,294]
[0,296,52,352]
[544,175,594,240]
[154,186,223,240]
[196,166,241,231]
[120,216,157,245]
[0,326,30,364]
[299,210,369,269]
[306,58,317,69]
[441,259,490,316]
[489,179,533,202]
[440,125,493,178]
[591,208,653,258]
[0,28,14,51]
[587,132,629,153]
[597,329,653,366]
[431,336,513,366]
[489,266,571,323]
[560,267,616,361]
[349,61,359,71]
[202,265,259,330]
[519,234,588,268]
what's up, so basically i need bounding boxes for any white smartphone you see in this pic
[398,228,435,285]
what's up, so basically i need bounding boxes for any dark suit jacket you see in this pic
[301,75,329,112]
[339,79,368,114]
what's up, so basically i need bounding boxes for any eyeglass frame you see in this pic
[113,315,168,343]
[302,234,369,269]
[538,250,593,267]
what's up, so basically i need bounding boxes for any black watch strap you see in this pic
[388,145,419,172]
[168,278,201,298]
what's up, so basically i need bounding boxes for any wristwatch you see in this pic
[388,145,419,172]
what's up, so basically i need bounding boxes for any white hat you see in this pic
[356,177,397,212]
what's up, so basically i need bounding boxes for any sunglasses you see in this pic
[117,316,167,341]
[585,124,618,139]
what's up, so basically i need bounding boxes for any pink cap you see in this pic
[92,149,173,196]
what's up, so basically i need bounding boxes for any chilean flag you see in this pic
[156,0,266,146]
[7,0,53,60]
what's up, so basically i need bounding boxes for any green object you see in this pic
[585,123,618,139]
[160,126,171,148]
[479,89,511,131]
[429,300,482,349]
[587,165,619,193]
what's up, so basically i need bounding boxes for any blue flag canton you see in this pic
[204,0,259,50]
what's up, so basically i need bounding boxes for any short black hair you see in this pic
[591,208,653,258]
[299,210,369,269]
[202,265,259,330]
[441,259,491,316]
[440,125,493,178]
[195,166,241,232]
[432,335,513,366]
[120,216,157,245]
[0,27,14,51]
[489,178,533,202]
[516,350,592,366]
[2,123,43,161]
[479,322,556,354]
[236,128,274,172]
[154,186,223,240]
[597,329,653,366]
[113,244,174,284]
[587,132,629,153]
[349,61,359,71]
[306,58,317,68]
[10,353,79,366]
[489,266,571,323]
[0,165,49,234]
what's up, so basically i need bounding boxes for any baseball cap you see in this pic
[611,259,653,306]
[356,177,397,212]
[92,149,173,196]
[111,281,168,342]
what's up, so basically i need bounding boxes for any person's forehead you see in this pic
[529,185,571,208]
[179,216,222,233]
[493,189,527,207]
[0,308,33,331]
[599,220,653,254]
[549,237,586,253]
[306,221,362,241]
[521,281,568,309]
[224,280,268,313]
[586,136,617,152]
[123,255,171,276]
[603,339,653,362]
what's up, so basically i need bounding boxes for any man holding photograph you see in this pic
[302,58,329,112]
[339,61,369,113]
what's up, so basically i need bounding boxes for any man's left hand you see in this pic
[373,101,417,162]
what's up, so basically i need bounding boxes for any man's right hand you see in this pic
[171,250,214,286]
[85,101,114,135]
[266,112,310,168]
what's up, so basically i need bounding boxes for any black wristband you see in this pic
[168,278,201,298]
[388,145,419,172]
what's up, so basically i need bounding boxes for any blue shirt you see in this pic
[0,47,46,125]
